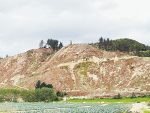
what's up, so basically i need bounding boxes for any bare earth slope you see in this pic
[0,44,150,97]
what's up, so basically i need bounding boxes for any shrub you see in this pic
[21,89,37,102]
[147,100,150,106]
[76,62,89,70]
[130,92,136,98]
[114,93,122,99]
[29,72,39,77]
[0,89,21,102]
[62,66,68,70]
[4,93,18,102]
[0,88,60,102]
[56,91,67,97]
[35,87,58,102]
[80,71,86,75]
[56,91,61,97]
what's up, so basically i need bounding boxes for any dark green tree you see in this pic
[35,80,53,89]
[47,84,53,88]
[53,40,59,50]
[56,91,61,97]
[99,37,103,49]
[47,39,52,48]
[109,40,113,51]
[103,39,106,50]
[58,42,63,49]
[35,80,41,89]
[106,38,110,51]
[47,39,59,50]
[40,82,47,88]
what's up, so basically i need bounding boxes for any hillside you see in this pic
[0,44,150,98]
[0,48,53,89]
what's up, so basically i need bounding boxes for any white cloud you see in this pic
[0,0,150,57]
[100,0,150,21]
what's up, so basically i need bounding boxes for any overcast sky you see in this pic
[0,0,150,58]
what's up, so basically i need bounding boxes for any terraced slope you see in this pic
[0,44,150,98]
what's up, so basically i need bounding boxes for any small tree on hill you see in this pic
[40,82,47,88]
[47,39,59,50]
[47,84,53,88]
[58,42,63,49]
[35,80,53,89]
[106,38,110,51]
[35,80,41,89]
[99,37,103,49]
[6,54,8,58]
[39,40,44,48]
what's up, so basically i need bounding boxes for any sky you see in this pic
[0,0,150,58]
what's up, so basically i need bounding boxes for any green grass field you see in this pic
[143,111,150,113]
[66,97,150,103]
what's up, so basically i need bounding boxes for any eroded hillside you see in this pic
[0,48,52,89]
[0,44,150,98]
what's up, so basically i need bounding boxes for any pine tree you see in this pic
[99,37,103,49]
[47,84,53,88]
[40,82,47,88]
[35,80,41,89]
[39,40,44,48]
[106,38,110,51]
[103,39,106,50]
[58,42,63,49]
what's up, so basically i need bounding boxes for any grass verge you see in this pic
[66,97,150,103]
[143,111,150,113]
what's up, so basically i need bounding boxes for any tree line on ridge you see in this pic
[98,37,150,57]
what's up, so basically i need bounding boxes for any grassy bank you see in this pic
[0,88,66,102]
[66,97,150,103]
